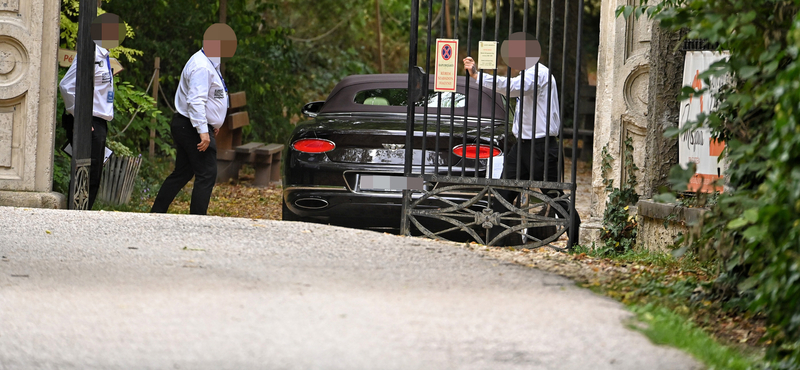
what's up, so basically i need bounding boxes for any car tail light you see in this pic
[292,138,336,153]
[452,144,502,159]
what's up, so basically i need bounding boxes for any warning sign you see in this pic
[434,39,458,92]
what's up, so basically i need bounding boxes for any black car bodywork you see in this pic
[282,74,512,234]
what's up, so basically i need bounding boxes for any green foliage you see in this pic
[55,0,171,197]
[60,0,142,63]
[104,0,304,145]
[617,0,800,367]
[274,0,414,103]
[106,79,173,157]
[599,137,640,256]
[106,140,132,158]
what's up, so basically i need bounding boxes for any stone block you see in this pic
[0,191,66,209]
[636,199,705,252]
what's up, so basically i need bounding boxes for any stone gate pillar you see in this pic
[580,0,654,244]
[0,0,64,208]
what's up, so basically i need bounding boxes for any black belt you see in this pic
[519,136,557,144]
[174,113,214,131]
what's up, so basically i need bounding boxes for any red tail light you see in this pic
[292,138,336,153]
[452,144,502,159]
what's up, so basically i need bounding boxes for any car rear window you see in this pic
[354,89,467,108]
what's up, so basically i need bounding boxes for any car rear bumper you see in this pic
[283,186,489,233]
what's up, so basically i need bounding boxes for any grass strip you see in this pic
[629,303,761,370]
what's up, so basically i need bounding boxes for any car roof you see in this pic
[318,73,508,120]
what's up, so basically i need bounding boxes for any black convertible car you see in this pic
[282,74,512,234]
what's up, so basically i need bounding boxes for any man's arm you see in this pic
[185,68,213,151]
[462,56,524,98]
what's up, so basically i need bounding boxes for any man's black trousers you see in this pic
[496,136,562,205]
[63,114,108,210]
[150,113,217,215]
[488,136,565,244]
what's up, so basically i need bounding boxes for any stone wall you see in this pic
[0,0,64,208]
[580,0,687,246]
[642,24,684,198]
[637,199,704,252]
[580,0,653,245]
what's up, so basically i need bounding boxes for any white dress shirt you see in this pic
[474,63,560,140]
[59,44,115,121]
[174,49,229,134]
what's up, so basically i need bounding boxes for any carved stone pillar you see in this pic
[0,0,64,208]
[641,23,684,198]
[580,0,653,245]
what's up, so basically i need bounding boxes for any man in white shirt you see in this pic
[463,56,560,187]
[59,13,125,210]
[464,55,560,186]
[463,36,564,244]
[151,24,237,215]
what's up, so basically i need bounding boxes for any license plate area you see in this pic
[356,174,424,192]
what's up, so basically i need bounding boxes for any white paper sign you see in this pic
[678,51,730,192]
[485,155,504,179]
[62,143,113,164]
[477,41,498,70]
[434,39,458,92]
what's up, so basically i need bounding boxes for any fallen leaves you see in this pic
[148,178,283,220]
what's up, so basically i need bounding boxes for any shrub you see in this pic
[599,137,640,256]
[617,0,800,367]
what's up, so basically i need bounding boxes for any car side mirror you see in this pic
[302,101,325,118]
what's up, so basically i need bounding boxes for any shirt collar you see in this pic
[95,44,109,58]
[201,48,221,70]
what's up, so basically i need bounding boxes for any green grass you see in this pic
[630,304,762,370]
[568,245,766,368]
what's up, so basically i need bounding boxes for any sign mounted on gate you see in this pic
[477,41,498,70]
[434,39,458,92]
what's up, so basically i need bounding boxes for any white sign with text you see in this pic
[477,41,498,70]
[678,50,730,192]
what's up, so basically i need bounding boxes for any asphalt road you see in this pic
[0,207,699,370]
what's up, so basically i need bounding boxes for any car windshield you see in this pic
[354,89,467,108]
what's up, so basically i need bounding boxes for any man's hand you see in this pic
[214,128,220,136]
[198,132,210,152]
[463,57,478,80]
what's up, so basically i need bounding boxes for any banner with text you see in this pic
[678,50,730,193]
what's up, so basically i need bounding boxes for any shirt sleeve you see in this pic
[538,68,554,92]
[186,67,213,134]
[476,72,528,98]
[59,59,77,115]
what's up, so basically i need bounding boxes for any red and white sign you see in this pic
[678,51,730,193]
[58,48,76,67]
[434,39,458,92]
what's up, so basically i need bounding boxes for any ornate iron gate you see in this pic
[401,0,585,249]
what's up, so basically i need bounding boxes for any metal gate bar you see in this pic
[403,0,584,249]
